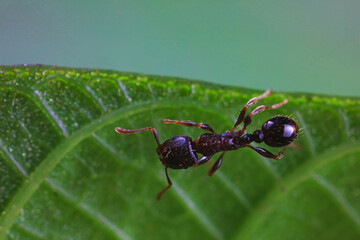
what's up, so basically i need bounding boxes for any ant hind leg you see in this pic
[115,127,160,146]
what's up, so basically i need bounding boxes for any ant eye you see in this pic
[262,116,299,147]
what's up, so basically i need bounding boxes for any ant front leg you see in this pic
[245,144,284,160]
[208,151,226,176]
[231,89,272,131]
[239,99,288,134]
[115,127,160,146]
[156,167,172,200]
[162,119,216,134]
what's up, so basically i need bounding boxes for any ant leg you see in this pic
[156,167,172,200]
[245,144,284,160]
[208,151,226,176]
[231,89,272,131]
[239,99,288,133]
[162,119,216,134]
[194,155,213,167]
[115,127,160,146]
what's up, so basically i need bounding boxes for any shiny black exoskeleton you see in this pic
[115,89,299,200]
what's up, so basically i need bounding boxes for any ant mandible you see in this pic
[115,89,299,200]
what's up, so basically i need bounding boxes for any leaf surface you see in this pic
[0,65,360,240]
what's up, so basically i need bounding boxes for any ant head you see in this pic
[261,116,299,147]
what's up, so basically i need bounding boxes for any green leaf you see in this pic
[0,65,360,240]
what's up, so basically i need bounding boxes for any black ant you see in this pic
[115,89,299,200]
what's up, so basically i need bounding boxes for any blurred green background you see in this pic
[0,0,359,96]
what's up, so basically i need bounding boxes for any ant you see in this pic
[115,89,299,200]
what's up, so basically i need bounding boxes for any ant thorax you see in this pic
[193,131,244,156]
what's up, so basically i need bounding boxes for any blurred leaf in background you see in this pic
[0,0,359,96]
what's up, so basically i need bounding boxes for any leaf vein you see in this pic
[45,179,132,240]
[295,111,316,156]
[0,138,28,177]
[215,171,251,209]
[12,223,47,240]
[172,184,224,240]
[85,85,108,111]
[337,109,352,140]
[33,90,69,137]
[258,156,280,180]
[117,80,132,102]
[311,173,360,228]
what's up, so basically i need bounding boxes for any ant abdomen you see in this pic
[156,136,198,169]
[262,116,299,147]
